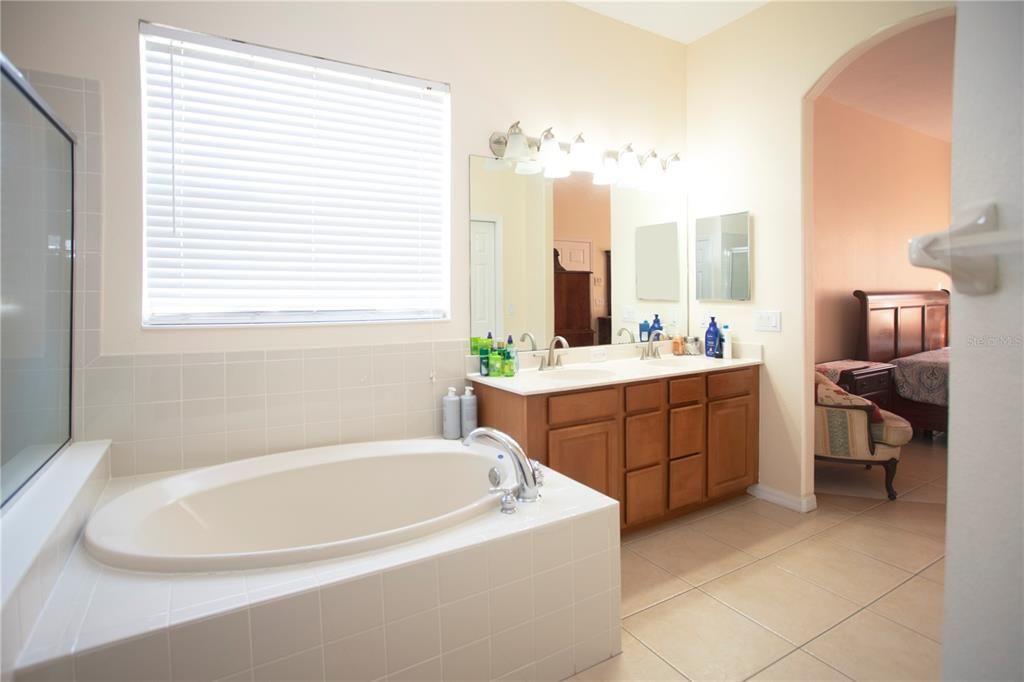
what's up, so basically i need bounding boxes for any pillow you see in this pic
[815,374,884,423]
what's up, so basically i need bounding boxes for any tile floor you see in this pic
[571,436,947,681]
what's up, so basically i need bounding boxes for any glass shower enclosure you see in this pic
[0,54,76,504]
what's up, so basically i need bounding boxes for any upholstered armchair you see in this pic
[814,372,913,500]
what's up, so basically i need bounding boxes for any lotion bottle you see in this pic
[443,387,461,439]
[460,386,478,437]
[722,324,734,359]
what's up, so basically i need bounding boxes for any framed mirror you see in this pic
[469,155,687,349]
[695,211,751,301]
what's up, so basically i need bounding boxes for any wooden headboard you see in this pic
[853,290,950,362]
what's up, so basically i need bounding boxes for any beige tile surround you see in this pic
[575,437,948,682]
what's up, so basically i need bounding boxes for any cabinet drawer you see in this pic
[625,464,666,525]
[854,371,890,395]
[548,388,618,427]
[669,376,705,405]
[626,410,667,470]
[670,404,705,459]
[707,368,755,399]
[669,455,705,510]
[625,381,665,413]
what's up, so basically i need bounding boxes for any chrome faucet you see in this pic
[539,336,568,371]
[464,427,543,506]
[641,329,668,360]
[519,331,538,351]
[617,327,636,343]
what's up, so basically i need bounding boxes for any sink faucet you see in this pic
[617,327,636,343]
[463,427,543,504]
[641,329,668,360]
[519,332,538,351]
[539,336,568,371]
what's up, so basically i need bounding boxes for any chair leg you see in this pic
[882,459,899,500]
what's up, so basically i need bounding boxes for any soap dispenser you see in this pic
[460,387,478,437]
[442,387,461,439]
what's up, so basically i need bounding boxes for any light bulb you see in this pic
[592,155,618,186]
[569,133,596,173]
[514,159,543,175]
[642,149,663,187]
[618,144,641,187]
[665,153,685,182]
[503,121,531,161]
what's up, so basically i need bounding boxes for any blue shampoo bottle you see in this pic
[705,317,720,357]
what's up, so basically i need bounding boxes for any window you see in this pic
[140,24,451,325]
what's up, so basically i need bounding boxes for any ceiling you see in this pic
[822,16,955,141]
[576,1,767,45]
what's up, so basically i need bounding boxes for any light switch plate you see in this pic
[622,307,636,323]
[754,310,782,332]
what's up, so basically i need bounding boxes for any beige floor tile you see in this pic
[896,440,949,482]
[749,650,850,681]
[869,576,944,642]
[919,558,945,585]
[620,549,692,617]
[623,495,756,546]
[814,460,929,500]
[629,525,756,585]
[817,518,944,572]
[806,610,941,681]
[814,492,886,514]
[768,536,913,605]
[688,508,819,558]
[702,562,860,645]
[861,500,947,540]
[624,591,793,682]
[901,483,947,505]
[570,630,686,681]
[744,500,851,533]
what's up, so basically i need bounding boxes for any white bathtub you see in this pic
[85,440,501,572]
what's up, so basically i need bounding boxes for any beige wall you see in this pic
[0,1,686,354]
[685,1,950,503]
[813,97,951,363]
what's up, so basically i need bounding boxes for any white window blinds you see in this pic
[140,24,451,325]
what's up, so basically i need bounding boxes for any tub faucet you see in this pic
[641,329,668,360]
[539,336,569,371]
[519,331,538,351]
[463,427,543,503]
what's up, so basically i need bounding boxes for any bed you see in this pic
[853,290,950,433]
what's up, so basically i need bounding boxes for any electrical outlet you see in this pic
[754,310,782,332]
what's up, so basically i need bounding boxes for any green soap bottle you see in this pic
[503,335,517,377]
[489,348,503,377]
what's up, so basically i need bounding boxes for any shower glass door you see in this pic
[0,56,75,504]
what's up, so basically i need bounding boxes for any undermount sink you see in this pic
[533,367,617,382]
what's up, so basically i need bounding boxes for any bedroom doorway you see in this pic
[805,7,955,497]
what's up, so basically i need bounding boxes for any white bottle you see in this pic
[442,387,461,439]
[460,386,478,437]
[722,324,734,359]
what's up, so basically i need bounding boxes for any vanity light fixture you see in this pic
[665,153,685,179]
[514,159,544,175]
[569,133,596,173]
[642,149,664,186]
[618,144,642,187]
[502,121,532,162]
[539,128,570,178]
[592,155,618,186]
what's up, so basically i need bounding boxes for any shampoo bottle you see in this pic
[504,335,517,377]
[705,316,720,357]
[460,387,478,437]
[442,387,461,439]
[639,320,651,343]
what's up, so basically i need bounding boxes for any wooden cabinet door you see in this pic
[625,464,666,525]
[670,404,705,459]
[706,395,757,498]
[548,420,619,498]
[625,410,666,470]
[669,455,705,510]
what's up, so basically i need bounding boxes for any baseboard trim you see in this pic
[747,483,817,512]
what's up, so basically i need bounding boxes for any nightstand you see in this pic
[836,363,896,409]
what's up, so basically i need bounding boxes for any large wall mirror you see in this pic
[695,211,751,301]
[469,155,687,349]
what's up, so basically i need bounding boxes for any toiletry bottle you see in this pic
[651,314,663,334]
[470,336,481,354]
[504,335,517,377]
[489,345,503,378]
[460,387,478,437]
[722,324,734,359]
[483,332,493,352]
[639,319,651,343]
[442,387,461,439]
[672,335,684,356]
[714,328,724,358]
[479,347,490,376]
[705,316,720,357]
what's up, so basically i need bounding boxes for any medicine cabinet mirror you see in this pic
[695,211,751,301]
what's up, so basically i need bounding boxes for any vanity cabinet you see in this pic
[471,365,759,530]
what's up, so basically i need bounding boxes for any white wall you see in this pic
[0,1,686,356]
[684,0,950,503]
[943,2,1023,678]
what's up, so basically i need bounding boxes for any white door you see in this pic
[470,220,499,338]
[553,240,592,271]
[935,4,1022,678]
